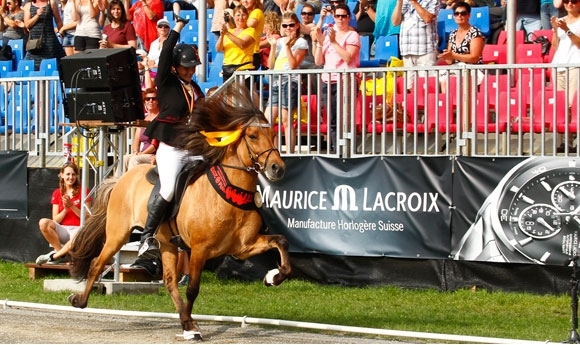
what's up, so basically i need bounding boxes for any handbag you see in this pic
[26,38,42,52]
[222,61,252,77]
[528,32,551,56]
[26,7,48,52]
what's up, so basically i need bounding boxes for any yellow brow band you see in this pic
[200,129,243,147]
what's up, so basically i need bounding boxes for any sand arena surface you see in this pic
[0,306,405,344]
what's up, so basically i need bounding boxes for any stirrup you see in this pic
[138,237,160,259]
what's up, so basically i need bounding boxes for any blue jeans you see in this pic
[540,3,559,31]
[515,15,542,39]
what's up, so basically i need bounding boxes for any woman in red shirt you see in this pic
[35,163,92,265]
[100,0,138,49]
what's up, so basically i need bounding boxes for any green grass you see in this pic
[0,260,573,342]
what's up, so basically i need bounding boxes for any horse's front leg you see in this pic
[181,251,205,340]
[236,234,291,287]
[160,242,202,341]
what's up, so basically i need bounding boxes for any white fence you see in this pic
[1,63,579,167]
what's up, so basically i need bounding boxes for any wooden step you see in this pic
[24,263,157,282]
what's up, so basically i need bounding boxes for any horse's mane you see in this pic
[177,84,267,166]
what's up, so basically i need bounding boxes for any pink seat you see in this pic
[497,30,525,45]
[474,93,508,133]
[482,44,507,64]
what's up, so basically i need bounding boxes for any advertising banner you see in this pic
[258,156,453,259]
[0,151,28,219]
[452,156,580,265]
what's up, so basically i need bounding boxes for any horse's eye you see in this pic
[248,134,257,140]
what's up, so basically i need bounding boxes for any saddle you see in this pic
[145,160,206,225]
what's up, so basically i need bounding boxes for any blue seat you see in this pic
[470,6,490,36]
[17,59,36,74]
[206,8,215,35]
[40,58,58,75]
[439,9,456,35]
[0,60,13,76]
[437,19,447,51]
[183,19,199,35]
[180,30,198,45]
[208,34,218,61]
[7,39,24,70]
[181,9,197,21]
[359,35,370,61]
[374,35,399,62]
[3,70,23,78]
[5,101,31,134]
[208,52,223,82]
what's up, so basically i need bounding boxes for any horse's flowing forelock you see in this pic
[178,84,267,166]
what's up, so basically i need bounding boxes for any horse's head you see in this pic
[238,118,285,182]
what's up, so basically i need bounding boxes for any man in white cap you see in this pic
[146,18,172,69]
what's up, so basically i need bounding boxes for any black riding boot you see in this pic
[137,194,170,259]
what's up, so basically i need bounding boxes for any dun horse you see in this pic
[68,86,290,340]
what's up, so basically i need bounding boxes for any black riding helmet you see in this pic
[173,43,201,68]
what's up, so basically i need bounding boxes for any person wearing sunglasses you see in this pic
[437,2,484,92]
[146,18,171,69]
[317,0,356,31]
[264,12,308,154]
[123,87,160,172]
[551,0,580,153]
[391,0,439,88]
[216,5,256,82]
[311,4,360,152]
[1,0,25,45]
[297,3,317,69]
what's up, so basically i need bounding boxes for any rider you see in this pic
[137,13,205,259]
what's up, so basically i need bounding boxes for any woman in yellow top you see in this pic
[243,0,264,70]
[216,5,256,83]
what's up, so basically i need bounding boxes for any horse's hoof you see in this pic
[68,293,79,307]
[183,330,202,341]
[264,268,279,286]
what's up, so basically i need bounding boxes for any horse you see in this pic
[67,85,291,340]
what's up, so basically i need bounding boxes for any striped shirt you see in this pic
[399,0,439,56]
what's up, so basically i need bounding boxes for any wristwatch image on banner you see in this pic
[452,157,580,265]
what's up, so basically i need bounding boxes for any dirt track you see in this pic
[0,307,405,344]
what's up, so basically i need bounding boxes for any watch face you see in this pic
[497,158,580,265]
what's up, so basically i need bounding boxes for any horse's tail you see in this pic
[69,177,118,280]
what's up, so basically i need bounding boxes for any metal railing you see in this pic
[2,62,580,167]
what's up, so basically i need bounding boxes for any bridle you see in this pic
[221,120,280,174]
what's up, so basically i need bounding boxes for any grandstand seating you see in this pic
[17,59,35,75]
[39,58,58,75]
[481,43,507,64]
[374,35,399,62]
[359,35,370,61]
[0,60,13,76]
[7,39,24,70]
[497,30,525,45]
[469,6,490,36]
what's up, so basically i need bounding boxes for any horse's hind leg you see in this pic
[237,234,291,286]
[69,239,125,309]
